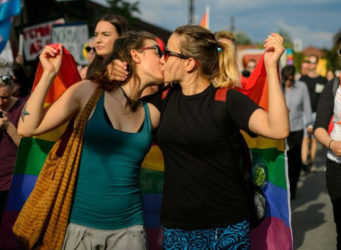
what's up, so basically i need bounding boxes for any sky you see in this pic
[127,0,341,50]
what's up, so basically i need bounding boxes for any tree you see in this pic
[235,32,252,45]
[278,29,293,49]
[105,0,140,23]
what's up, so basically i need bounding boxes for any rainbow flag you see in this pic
[0,44,81,248]
[140,144,165,249]
[199,6,210,29]
[240,55,292,250]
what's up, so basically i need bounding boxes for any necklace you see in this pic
[119,86,132,102]
[119,86,141,112]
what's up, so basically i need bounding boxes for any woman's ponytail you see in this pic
[215,41,240,88]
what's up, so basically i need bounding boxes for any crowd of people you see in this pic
[0,12,340,250]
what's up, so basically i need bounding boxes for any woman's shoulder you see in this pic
[64,80,100,107]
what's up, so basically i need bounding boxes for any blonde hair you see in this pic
[214,30,236,43]
[174,25,239,88]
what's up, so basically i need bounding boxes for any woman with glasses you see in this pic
[112,25,287,249]
[113,25,288,249]
[112,25,289,249]
[18,31,164,249]
[282,65,313,200]
[0,74,26,225]
[79,37,96,79]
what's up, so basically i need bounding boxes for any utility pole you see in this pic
[189,0,194,24]
[230,16,235,32]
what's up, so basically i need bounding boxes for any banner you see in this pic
[0,0,21,53]
[22,18,65,61]
[52,22,89,65]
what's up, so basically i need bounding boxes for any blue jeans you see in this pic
[163,220,250,249]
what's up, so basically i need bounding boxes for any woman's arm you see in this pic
[18,44,84,137]
[313,79,339,154]
[248,33,289,139]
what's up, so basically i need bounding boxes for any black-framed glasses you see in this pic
[163,47,190,61]
[85,46,96,53]
[285,77,295,83]
[140,45,163,58]
[0,75,12,84]
[337,48,341,57]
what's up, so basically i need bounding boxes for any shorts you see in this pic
[163,219,250,249]
[62,223,147,250]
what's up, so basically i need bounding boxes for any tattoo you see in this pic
[21,105,30,121]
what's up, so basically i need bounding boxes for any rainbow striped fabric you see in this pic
[0,45,81,248]
[240,55,292,250]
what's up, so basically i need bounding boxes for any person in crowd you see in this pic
[18,31,164,249]
[12,62,32,100]
[242,58,257,78]
[86,14,129,79]
[0,72,26,223]
[300,59,309,78]
[282,65,313,200]
[112,25,288,249]
[327,69,336,81]
[313,37,341,250]
[300,55,327,173]
[79,37,96,79]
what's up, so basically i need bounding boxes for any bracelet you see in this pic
[328,139,335,150]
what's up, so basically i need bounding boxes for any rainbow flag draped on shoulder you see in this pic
[0,44,81,248]
[239,55,292,250]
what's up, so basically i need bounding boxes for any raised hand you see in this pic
[263,33,285,69]
[39,44,63,76]
[107,59,129,81]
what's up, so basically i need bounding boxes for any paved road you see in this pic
[291,146,337,250]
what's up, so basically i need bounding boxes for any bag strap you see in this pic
[56,87,103,156]
[332,77,340,99]
[212,87,253,189]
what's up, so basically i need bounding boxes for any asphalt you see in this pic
[291,145,337,250]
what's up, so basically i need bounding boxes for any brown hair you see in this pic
[174,25,239,88]
[86,14,129,79]
[88,31,157,111]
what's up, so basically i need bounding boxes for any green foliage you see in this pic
[105,0,140,23]
[236,31,252,45]
[278,29,293,49]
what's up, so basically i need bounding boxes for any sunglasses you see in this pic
[85,46,96,53]
[163,47,190,61]
[285,78,295,83]
[0,75,13,83]
[140,45,163,58]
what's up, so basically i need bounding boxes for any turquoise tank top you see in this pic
[70,93,153,230]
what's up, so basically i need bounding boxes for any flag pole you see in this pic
[206,6,210,30]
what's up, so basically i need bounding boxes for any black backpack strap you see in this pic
[213,87,266,228]
[213,87,252,173]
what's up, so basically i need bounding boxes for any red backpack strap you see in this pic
[214,87,230,102]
